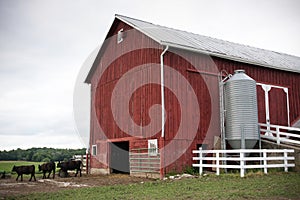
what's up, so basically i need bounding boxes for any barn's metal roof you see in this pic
[116,14,300,73]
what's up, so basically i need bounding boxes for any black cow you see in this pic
[57,160,82,177]
[12,165,36,181]
[38,161,56,179]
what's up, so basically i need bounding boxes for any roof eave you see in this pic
[115,14,163,45]
[162,41,300,74]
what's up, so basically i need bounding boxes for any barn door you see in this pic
[110,141,129,173]
[257,83,290,127]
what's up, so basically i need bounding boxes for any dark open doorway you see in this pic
[110,141,130,174]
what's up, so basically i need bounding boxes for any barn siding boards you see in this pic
[268,88,288,126]
[95,55,162,140]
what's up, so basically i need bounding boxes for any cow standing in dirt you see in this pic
[38,161,56,179]
[57,160,82,177]
[12,165,36,181]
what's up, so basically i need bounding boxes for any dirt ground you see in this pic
[0,173,153,198]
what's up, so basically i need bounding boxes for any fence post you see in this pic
[283,149,288,172]
[216,151,220,176]
[276,126,280,145]
[199,147,203,175]
[240,151,245,177]
[80,155,83,170]
[86,153,90,174]
[263,149,268,174]
[138,149,141,172]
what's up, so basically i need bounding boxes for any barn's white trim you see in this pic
[160,45,169,138]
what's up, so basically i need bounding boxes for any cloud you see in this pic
[0,0,299,151]
[0,1,92,150]
[0,131,84,150]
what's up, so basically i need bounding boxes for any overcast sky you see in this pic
[0,0,299,151]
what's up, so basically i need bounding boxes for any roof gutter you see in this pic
[160,45,169,138]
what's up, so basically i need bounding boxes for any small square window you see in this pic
[117,28,124,44]
[92,145,97,156]
[148,139,158,156]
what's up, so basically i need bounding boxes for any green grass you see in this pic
[7,172,300,200]
[0,161,43,173]
[0,160,55,179]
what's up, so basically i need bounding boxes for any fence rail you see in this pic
[192,148,295,177]
[259,123,300,146]
[73,154,87,171]
[129,148,160,173]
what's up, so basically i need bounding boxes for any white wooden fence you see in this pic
[73,154,87,171]
[259,123,300,146]
[192,148,295,177]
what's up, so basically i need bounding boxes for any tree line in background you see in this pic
[0,147,86,162]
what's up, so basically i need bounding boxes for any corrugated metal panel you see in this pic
[116,14,300,73]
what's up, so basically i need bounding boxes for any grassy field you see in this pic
[0,160,51,179]
[6,172,300,200]
[0,161,43,173]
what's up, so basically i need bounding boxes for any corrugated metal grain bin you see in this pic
[224,70,259,149]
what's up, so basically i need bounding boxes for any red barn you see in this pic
[85,15,300,177]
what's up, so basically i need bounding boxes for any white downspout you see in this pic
[160,46,169,138]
